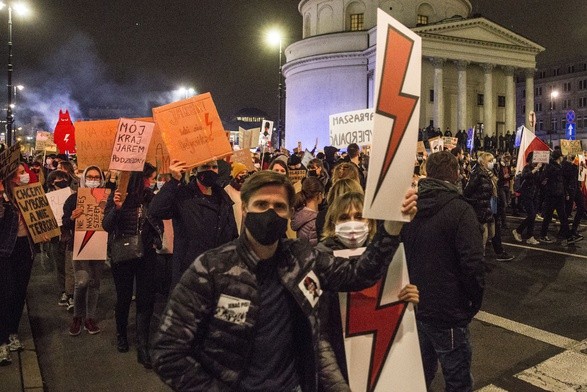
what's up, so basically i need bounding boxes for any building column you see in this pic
[482,63,495,136]
[456,61,469,132]
[525,68,535,129]
[504,66,516,134]
[431,58,445,130]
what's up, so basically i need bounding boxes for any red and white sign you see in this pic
[515,126,550,174]
[363,10,421,222]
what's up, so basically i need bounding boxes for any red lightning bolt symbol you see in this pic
[77,231,95,256]
[346,279,407,392]
[372,26,419,205]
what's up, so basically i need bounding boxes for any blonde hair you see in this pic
[322,192,376,241]
[326,178,363,206]
[331,162,360,184]
[477,152,494,167]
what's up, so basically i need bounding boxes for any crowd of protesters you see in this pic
[1,137,584,391]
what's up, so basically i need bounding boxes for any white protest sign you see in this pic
[329,109,374,149]
[532,150,550,164]
[338,244,426,392]
[429,136,444,152]
[301,149,314,168]
[259,120,273,147]
[109,118,155,171]
[363,10,421,222]
[46,187,73,227]
[73,231,108,260]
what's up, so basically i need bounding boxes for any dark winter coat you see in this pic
[518,164,541,199]
[0,197,20,257]
[464,164,495,223]
[291,207,319,246]
[151,228,399,392]
[148,178,238,287]
[401,178,485,328]
[542,161,565,199]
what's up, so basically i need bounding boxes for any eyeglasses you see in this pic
[201,165,218,170]
[85,176,101,181]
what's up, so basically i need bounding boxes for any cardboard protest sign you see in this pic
[46,187,73,226]
[443,137,458,150]
[149,123,171,174]
[338,244,426,392]
[74,188,111,232]
[428,136,444,153]
[13,183,61,243]
[73,231,108,261]
[231,148,256,171]
[329,109,374,149]
[35,131,57,152]
[532,150,550,164]
[152,93,232,169]
[301,149,314,168]
[363,10,421,222]
[0,142,21,181]
[109,118,155,171]
[238,127,261,150]
[288,169,307,184]
[259,120,274,147]
[560,139,582,156]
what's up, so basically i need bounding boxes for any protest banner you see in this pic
[13,183,61,243]
[301,149,314,168]
[363,10,421,222]
[148,123,171,174]
[231,148,256,171]
[428,136,444,153]
[152,93,232,169]
[338,244,426,391]
[0,142,21,181]
[35,131,57,152]
[560,139,582,156]
[238,127,261,150]
[329,109,374,149]
[288,169,307,184]
[46,187,73,226]
[443,137,458,150]
[532,150,550,164]
[259,120,274,147]
[109,118,155,171]
[73,187,110,260]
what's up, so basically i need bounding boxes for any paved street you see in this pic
[2,215,586,391]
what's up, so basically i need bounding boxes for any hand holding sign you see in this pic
[169,159,189,181]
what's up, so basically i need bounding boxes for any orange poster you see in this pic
[152,93,232,169]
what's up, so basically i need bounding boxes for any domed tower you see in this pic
[283,0,543,151]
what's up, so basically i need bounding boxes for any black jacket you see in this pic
[401,178,485,328]
[519,164,541,199]
[148,178,238,287]
[152,230,400,392]
[542,161,565,199]
[464,164,494,223]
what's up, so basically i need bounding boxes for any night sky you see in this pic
[3,0,586,132]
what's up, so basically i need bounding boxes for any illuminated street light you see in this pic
[266,28,284,148]
[548,89,559,146]
[177,86,196,99]
[0,2,32,146]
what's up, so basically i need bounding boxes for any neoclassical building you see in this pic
[283,0,544,149]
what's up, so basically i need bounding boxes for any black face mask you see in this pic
[308,169,318,177]
[244,209,288,245]
[196,170,219,188]
[54,180,69,189]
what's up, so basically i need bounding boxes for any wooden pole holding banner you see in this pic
[117,171,131,205]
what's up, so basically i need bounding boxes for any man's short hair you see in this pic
[241,171,296,209]
[347,143,360,158]
[426,151,459,183]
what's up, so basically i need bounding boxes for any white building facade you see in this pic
[283,0,544,150]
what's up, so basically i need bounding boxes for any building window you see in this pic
[535,87,543,96]
[539,70,547,78]
[535,103,542,112]
[553,68,561,76]
[563,99,572,108]
[579,97,587,108]
[568,65,575,73]
[552,118,557,131]
[579,117,584,128]
[539,120,544,131]
[429,89,434,102]
[477,94,484,106]
[579,80,587,90]
[498,96,506,107]
[564,82,572,92]
[417,14,429,25]
[349,13,364,31]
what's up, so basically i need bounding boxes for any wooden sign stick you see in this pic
[117,171,131,205]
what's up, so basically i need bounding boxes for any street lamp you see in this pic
[0,1,31,146]
[177,86,196,100]
[266,28,284,149]
[549,89,559,145]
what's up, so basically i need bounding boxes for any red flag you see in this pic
[515,126,549,173]
[53,110,76,154]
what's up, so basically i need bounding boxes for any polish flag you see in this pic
[515,126,550,174]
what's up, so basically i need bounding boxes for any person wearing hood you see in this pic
[224,162,251,233]
[149,159,238,290]
[401,151,485,392]
[291,177,324,246]
[62,166,107,337]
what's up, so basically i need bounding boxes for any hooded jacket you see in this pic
[463,164,495,224]
[401,178,485,328]
[291,207,319,246]
[152,227,399,392]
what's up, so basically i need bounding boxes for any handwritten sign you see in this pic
[329,109,374,149]
[532,150,550,164]
[259,120,274,147]
[231,148,256,171]
[46,187,73,226]
[0,142,21,181]
[35,131,57,152]
[109,118,155,171]
[442,137,458,150]
[560,139,582,156]
[428,136,444,153]
[152,93,232,169]
[13,183,61,243]
[238,127,260,150]
[75,188,111,231]
[288,169,307,184]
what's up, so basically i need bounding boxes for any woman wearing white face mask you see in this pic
[62,166,107,338]
[0,163,36,365]
[314,192,419,390]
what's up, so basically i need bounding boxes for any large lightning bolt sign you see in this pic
[64,133,70,143]
[346,279,407,392]
[77,230,95,256]
[371,26,419,205]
